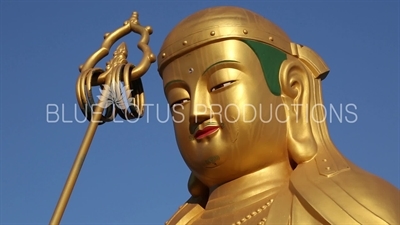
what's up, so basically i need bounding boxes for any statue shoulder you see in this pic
[290,159,399,224]
[165,197,204,225]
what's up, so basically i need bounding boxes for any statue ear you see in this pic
[279,58,317,164]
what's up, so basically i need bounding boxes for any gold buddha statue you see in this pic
[157,6,399,224]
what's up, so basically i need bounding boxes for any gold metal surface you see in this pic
[50,12,155,224]
[159,6,399,224]
[52,6,399,225]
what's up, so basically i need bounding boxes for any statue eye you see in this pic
[210,80,236,92]
[170,98,190,109]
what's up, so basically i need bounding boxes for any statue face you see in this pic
[162,40,288,187]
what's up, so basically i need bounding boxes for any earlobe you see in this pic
[279,59,317,164]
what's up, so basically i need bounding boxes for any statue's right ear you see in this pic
[279,58,317,164]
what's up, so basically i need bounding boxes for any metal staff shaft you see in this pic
[49,97,106,224]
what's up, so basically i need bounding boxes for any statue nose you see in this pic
[189,102,212,124]
[189,90,212,124]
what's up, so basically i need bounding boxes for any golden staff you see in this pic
[50,12,156,224]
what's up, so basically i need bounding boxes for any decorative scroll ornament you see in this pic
[76,12,156,124]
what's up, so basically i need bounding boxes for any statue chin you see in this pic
[159,6,400,225]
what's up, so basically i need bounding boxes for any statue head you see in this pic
[158,6,334,192]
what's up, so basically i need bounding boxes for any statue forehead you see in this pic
[162,40,257,88]
[157,6,292,74]
[164,40,247,70]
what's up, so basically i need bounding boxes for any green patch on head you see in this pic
[242,40,287,96]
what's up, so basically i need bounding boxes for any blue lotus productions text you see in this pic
[46,103,358,124]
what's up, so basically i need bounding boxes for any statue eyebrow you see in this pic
[202,60,240,76]
[164,80,186,90]
[164,79,186,91]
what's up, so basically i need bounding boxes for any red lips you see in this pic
[194,126,219,140]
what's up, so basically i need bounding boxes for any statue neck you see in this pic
[205,160,292,212]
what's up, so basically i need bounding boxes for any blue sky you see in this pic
[1,1,399,224]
